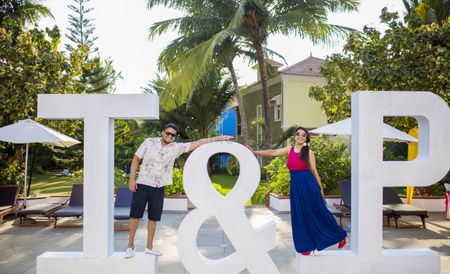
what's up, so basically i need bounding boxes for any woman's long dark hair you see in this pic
[294,127,310,165]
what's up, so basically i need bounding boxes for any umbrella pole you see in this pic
[24,143,28,208]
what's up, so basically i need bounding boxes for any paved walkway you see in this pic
[0,208,449,274]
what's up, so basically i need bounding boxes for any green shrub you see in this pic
[263,156,290,196]
[72,169,83,184]
[226,156,240,176]
[114,168,129,188]
[310,136,351,194]
[164,168,184,196]
[252,182,271,204]
[213,182,229,196]
[0,159,23,186]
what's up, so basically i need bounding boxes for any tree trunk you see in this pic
[253,38,272,150]
[226,62,250,145]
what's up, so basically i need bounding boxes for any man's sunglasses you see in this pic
[164,131,177,138]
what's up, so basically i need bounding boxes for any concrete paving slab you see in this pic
[0,208,448,274]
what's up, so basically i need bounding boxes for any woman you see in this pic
[249,127,347,255]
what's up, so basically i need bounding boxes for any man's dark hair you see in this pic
[163,123,179,133]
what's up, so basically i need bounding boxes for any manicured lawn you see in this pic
[29,174,77,196]
[210,174,237,195]
[211,174,265,205]
[29,173,266,204]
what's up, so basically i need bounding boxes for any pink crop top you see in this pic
[286,146,309,171]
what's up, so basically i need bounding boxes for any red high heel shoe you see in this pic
[338,238,347,249]
[301,251,311,256]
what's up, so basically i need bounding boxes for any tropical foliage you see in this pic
[309,9,450,131]
[402,0,450,27]
[147,0,359,149]
[0,0,52,29]
[65,0,121,94]
[164,167,184,196]
[150,71,234,139]
[0,21,90,184]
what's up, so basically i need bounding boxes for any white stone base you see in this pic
[296,249,439,274]
[163,197,188,212]
[269,193,290,213]
[37,252,158,274]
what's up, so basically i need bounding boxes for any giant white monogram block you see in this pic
[36,94,159,274]
[297,91,450,274]
[178,142,279,274]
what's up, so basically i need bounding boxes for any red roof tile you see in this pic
[280,56,324,76]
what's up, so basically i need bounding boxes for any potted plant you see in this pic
[263,156,291,213]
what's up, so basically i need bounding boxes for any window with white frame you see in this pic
[256,104,262,145]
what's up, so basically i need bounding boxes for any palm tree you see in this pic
[152,71,235,139]
[148,0,287,145]
[0,0,52,27]
[403,0,450,26]
[149,1,252,145]
[147,0,358,149]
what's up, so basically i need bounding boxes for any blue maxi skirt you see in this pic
[290,170,347,253]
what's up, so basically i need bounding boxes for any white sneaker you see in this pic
[124,247,135,258]
[145,248,162,256]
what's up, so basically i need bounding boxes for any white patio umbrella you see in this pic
[310,118,417,142]
[0,119,80,206]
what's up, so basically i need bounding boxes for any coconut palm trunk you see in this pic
[226,62,249,145]
[253,35,273,149]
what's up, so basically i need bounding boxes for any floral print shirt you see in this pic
[135,138,190,187]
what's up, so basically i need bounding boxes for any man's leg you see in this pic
[128,217,140,248]
[126,184,148,252]
[145,186,164,255]
[147,220,157,249]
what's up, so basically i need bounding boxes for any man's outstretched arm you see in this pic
[187,135,234,152]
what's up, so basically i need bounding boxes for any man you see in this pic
[124,123,233,258]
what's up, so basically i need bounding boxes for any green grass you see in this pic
[211,173,266,205]
[29,172,266,205]
[210,174,238,195]
[29,174,77,196]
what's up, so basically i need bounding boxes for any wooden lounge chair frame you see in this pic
[0,185,22,224]
[337,181,427,229]
[15,196,70,226]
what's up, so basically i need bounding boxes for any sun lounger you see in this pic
[383,187,428,229]
[114,187,132,220]
[0,185,21,224]
[337,180,398,227]
[51,184,83,228]
[16,196,69,225]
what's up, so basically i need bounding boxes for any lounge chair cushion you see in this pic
[0,186,18,206]
[17,197,70,216]
[114,207,130,220]
[67,184,83,206]
[0,205,12,212]
[383,204,428,216]
[52,206,83,217]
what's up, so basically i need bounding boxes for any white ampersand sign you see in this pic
[178,142,279,274]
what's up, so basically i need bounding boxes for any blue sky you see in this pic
[40,0,406,94]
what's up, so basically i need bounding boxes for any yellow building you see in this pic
[241,56,328,144]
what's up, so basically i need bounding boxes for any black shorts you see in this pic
[129,184,164,221]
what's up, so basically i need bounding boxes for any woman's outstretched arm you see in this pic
[247,146,290,157]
